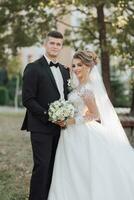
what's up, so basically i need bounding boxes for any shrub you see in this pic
[0,86,9,105]
[111,76,131,107]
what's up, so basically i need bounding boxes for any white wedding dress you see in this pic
[48,82,134,200]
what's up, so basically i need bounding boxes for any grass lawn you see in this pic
[0,112,32,200]
[0,111,133,199]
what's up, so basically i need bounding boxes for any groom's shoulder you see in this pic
[32,56,45,66]
[59,63,70,79]
[59,63,70,72]
[24,56,44,71]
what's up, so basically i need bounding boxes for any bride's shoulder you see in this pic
[85,82,93,89]
[68,82,94,98]
[77,83,95,99]
[81,82,93,93]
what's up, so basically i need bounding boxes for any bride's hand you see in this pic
[66,118,75,126]
[84,110,91,120]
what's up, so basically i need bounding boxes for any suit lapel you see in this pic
[59,64,66,85]
[39,56,60,95]
[59,64,69,99]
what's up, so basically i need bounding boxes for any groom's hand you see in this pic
[54,120,66,128]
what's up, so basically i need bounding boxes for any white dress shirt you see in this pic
[44,55,64,100]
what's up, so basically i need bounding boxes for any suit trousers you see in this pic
[29,132,60,200]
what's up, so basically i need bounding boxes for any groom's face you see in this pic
[44,36,63,58]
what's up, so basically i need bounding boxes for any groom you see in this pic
[21,31,70,200]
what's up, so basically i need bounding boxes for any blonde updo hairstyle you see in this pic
[73,50,99,69]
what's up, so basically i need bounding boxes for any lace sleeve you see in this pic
[75,89,100,124]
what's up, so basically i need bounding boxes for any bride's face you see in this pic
[72,58,90,80]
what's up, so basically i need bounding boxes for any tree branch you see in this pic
[55,18,98,39]
[56,6,90,16]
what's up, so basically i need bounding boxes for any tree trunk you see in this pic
[96,3,111,99]
[14,75,19,111]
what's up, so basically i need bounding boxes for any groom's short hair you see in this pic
[47,31,63,39]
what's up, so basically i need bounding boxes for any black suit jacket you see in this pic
[21,56,70,134]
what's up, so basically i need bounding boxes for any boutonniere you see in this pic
[67,78,76,92]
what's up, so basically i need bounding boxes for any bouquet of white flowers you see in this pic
[48,99,74,122]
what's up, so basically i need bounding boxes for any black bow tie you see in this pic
[49,61,59,68]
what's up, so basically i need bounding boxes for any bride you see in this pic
[48,50,134,200]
